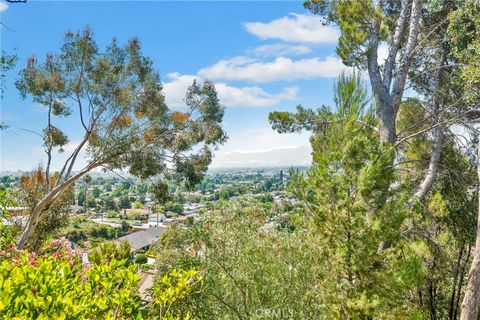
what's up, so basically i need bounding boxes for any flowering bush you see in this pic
[41,238,80,266]
[0,192,199,319]
[0,249,142,319]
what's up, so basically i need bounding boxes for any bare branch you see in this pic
[396,109,476,147]
[391,0,423,111]
[382,0,409,90]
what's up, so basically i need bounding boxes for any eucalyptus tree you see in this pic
[15,28,227,249]
[18,169,73,251]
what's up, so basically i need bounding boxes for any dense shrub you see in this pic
[65,229,88,243]
[89,241,131,266]
[0,241,142,319]
[135,253,148,264]
[59,217,120,248]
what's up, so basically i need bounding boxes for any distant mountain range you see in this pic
[0,145,313,175]
[211,145,312,168]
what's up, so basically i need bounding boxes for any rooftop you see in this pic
[117,226,165,252]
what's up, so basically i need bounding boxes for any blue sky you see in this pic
[0,0,349,170]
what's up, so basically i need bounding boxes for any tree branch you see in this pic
[382,0,410,90]
[391,0,423,112]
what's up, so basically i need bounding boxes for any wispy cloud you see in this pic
[0,2,9,12]
[243,127,309,147]
[163,73,298,109]
[198,55,346,83]
[377,43,389,65]
[29,104,48,114]
[163,12,345,107]
[216,83,298,108]
[244,13,339,44]
[249,43,312,57]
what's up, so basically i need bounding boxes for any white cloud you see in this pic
[216,84,298,107]
[163,73,298,109]
[59,140,84,154]
[19,140,89,172]
[198,55,346,83]
[250,43,312,57]
[244,127,309,147]
[54,141,88,169]
[0,2,8,12]
[244,13,339,44]
[377,43,389,65]
[29,104,48,114]
[162,73,197,109]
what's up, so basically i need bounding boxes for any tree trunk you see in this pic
[410,26,448,203]
[460,140,480,320]
[412,126,444,203]
[17,163,98,249]
[367,0,423,145]
[378,100,397,143]
[456,246,472,320]
[449,246,465,320]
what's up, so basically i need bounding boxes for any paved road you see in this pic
[89,218,168,229]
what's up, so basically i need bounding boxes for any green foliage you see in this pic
[449,1,480,103]
[137,182,149,195]
[127,209,145,220]
[269,73,426,318]
[335,0,381,66]
[4,9,478,318]
[287,74,423,318]
[85,197,96,208]
[151,181,173,205]
[133,201,144,209]
[135,253,148,264]
[18,170,73,251]
[269,105,323,133]
[101,195,117,212]
[120,220,131,233]
[151,200,328,319]
[0,251,141,320]
[397,99,478,317]
[60,217,121,246]
[0,233,204,320]
[88,241,131,266]
[92,187,101,198]
[303,0,390,68]
[122,181,132,191]
[269,72,370,135]
[0,50,17,98]
[0,190,17,250]
[147,269,201,320]
[164,201,184,214]
[148,73,436,318]
[77,188,86,206]
[14,27,227,246]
